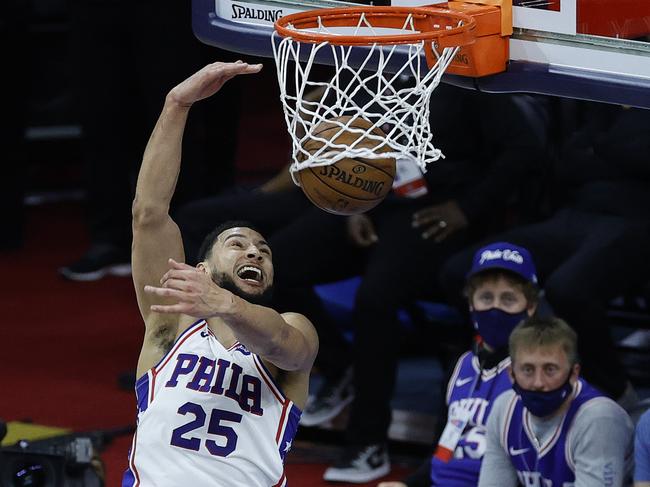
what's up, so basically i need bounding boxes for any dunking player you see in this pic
[379,242,539,487]
[479,316,633,487]
[123,61,319,486]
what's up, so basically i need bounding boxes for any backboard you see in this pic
[193,0,650,108]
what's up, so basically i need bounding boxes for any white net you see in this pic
[272,11,464,182]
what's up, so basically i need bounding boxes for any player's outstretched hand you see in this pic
[377,482,407,487]
[144,258,236,318]
[167,61,262,108]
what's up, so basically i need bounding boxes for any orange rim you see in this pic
[274,6,476,49]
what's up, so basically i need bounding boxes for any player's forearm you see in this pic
[224,297,313,371]
[133,98,190,222]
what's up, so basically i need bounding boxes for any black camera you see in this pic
[0,436,103,487]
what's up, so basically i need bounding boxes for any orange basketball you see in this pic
[295,116,396,215]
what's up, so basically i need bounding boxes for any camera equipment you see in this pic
[0,433,104,487]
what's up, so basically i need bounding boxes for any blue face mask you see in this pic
[470,308,529,349]
[512,374,574,417]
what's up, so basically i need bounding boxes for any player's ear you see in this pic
[196,262,210,274]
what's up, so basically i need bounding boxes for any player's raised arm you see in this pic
[131,62,262,374]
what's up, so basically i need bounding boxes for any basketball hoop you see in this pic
[272,6,477,181]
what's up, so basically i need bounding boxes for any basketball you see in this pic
[295,116,396,216]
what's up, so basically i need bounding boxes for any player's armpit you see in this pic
[136,318,180,378]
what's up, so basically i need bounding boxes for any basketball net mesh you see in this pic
[272,12,463,182]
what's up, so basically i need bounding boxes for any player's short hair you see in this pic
[198,220,265,262]
[509,316,579,366]
[464,269,540,307]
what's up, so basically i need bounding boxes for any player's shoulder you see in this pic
[281,312,319,343]
[281,311,311,325]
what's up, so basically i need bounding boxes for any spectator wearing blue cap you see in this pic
[479,316,634,487]
[378,242,540,487]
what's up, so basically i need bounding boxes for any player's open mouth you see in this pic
[236,265,263,284]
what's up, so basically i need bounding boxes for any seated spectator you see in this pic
[479,316,634,487]
[378,242,540,487]
[440,101,650,403]
[635,408,650,487]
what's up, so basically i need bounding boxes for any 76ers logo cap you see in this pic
[468,241,538,284]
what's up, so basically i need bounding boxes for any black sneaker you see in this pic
[300,368,354,427]
[59,244,131,281]
[323,443,390,483]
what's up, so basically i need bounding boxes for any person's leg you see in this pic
[543,212,650,399]
[64,0,240,280]
[346,213,469,446]
[323,205,471,483]
[60,3,134,280]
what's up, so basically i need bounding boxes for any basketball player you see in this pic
[379,242,539,487]
[123,61,319,486]
[479,316,634,487]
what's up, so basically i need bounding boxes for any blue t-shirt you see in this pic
[635,409,650,482]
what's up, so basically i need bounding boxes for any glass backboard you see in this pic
[193,0,650,108]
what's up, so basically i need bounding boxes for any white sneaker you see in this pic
[323,443,390,483]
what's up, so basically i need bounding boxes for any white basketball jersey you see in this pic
[123,320,301,487]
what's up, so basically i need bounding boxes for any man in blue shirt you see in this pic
[479,316,634,487]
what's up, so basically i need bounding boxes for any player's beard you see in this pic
[211,269,274,307]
